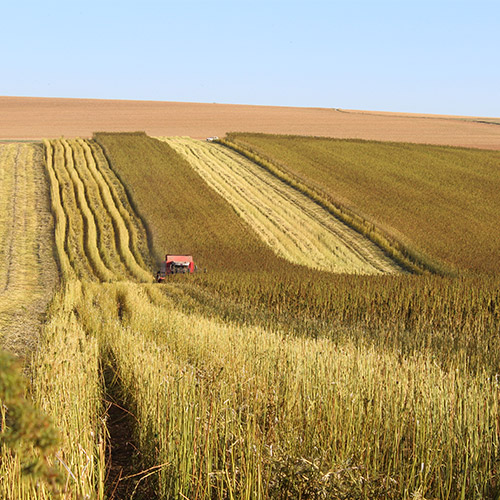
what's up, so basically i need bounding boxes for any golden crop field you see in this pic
[2,133,500,499]
[162,137,401,275]
[223,133,500,276]
[0,142,58,357]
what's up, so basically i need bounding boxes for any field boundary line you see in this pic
[219,138,452,276]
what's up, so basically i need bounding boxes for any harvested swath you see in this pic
[226,133,500,275]
[72,139,128,278]
[75,139,152,281]
[85,140,151,273]
[164,137,401,275]
[45,138,151,282]
[61,139,115,282]
[93,132,290,272]
[0,142,58,356]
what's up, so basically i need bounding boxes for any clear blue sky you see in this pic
[1,0,499,116]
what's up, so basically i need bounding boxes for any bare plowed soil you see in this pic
[165,137,402,274]
[0,143,58,357]
[1,96,499,150]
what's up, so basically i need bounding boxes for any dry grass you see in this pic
[163,137,401,274]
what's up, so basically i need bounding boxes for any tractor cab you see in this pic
[156,254,195,282]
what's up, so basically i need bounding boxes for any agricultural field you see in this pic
[2,96,500,150]
[162,137,400,274]
[1,132,500,500]
[223,133,500,276]
[0,142,58,357]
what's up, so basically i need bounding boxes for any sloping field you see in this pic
[0,143,57,356]
[4,133,499,499]
[226,133,500,275]
[44,138,152,282]
[93,132,289,271]
[163,137,401,274]
[1,96,500,150]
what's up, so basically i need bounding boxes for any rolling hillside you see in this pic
[1,96,500,150]
[225,133,500,275]
[2,133,500,500]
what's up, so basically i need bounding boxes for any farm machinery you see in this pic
[156,254,196,282]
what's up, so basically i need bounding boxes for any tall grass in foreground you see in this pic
[0,282,105,499]
[76,281,500,499]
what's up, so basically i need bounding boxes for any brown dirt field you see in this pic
[1,96,499,150]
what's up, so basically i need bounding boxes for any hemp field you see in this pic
[224,132,500,276]
[1,132,499,500]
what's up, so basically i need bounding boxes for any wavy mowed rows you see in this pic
[44,138,152,282]
[163,137,401,274]
[0,143,58,356]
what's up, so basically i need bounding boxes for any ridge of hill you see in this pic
[1,96,499,149]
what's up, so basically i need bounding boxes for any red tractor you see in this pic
[156,254,195,282]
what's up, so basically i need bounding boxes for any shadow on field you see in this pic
[104,361,158,500]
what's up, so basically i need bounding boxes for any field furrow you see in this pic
[163,137,401,274]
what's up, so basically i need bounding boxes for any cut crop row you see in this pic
[44,139,151,282]
[163,137,401,275]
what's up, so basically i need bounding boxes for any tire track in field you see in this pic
[164,137,402,275]
[45,139,152,283]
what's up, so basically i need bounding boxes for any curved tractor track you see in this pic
[163,137,402,275]
[0,143,58,356]
[44,138,152,283]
